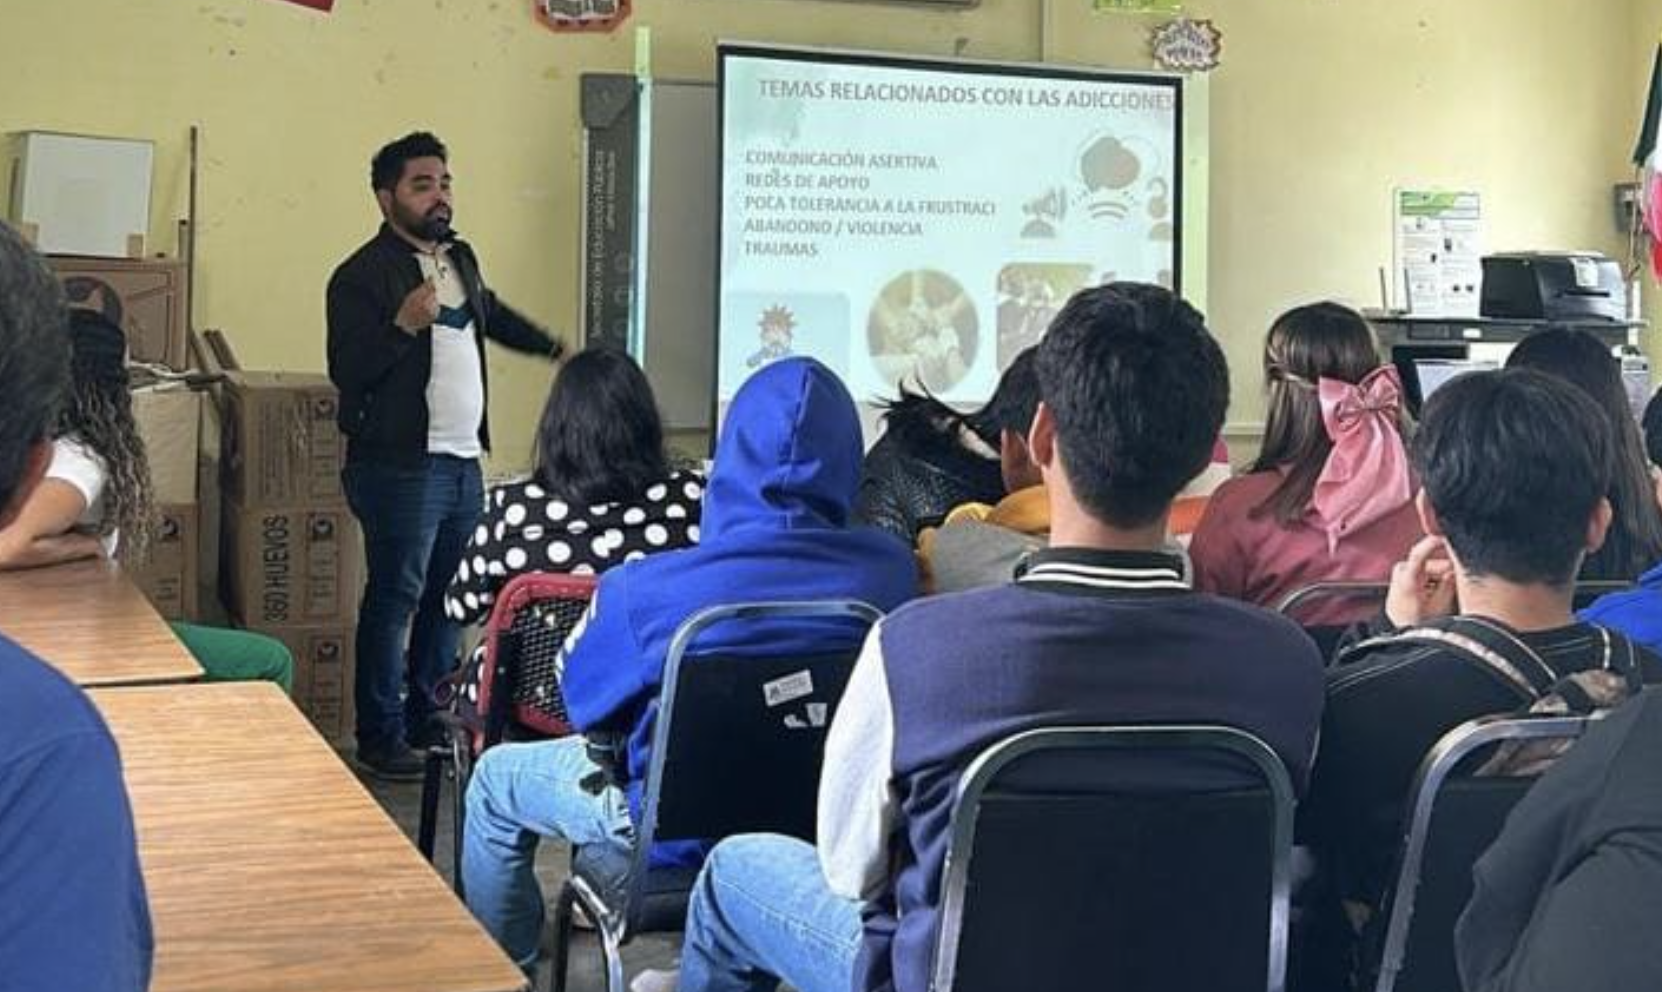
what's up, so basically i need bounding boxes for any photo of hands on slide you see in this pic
[865,269,978,394]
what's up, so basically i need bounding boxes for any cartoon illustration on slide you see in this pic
[866,270,979,394]
[746,304,798,369]
[1015,131,1176,286]
[1077,132,1154,224]
[1020,187,1069,239]
[996,263,1093,366]
[720,292,851,400]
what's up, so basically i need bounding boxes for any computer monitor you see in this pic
[1413,358,1500,405]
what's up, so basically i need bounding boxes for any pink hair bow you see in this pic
[1312,365,1412,551]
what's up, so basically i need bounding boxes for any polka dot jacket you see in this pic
[443,468,705,625]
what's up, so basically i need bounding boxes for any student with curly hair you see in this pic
[0,308,293,690]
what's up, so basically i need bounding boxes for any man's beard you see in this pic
[394,202,452,243]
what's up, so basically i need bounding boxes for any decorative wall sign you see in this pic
[534,0,630,33]
[1151,18,1222,73]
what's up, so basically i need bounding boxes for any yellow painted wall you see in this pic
[0,0,1644,469]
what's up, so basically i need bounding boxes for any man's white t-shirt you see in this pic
[418,248,486,459]
[45,437,118,557]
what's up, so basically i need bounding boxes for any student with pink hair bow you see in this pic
[1190,301,1422,626]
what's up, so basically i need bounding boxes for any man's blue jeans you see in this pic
[679,835,861,992]
[343,453,483,754]
[462,737,636,970]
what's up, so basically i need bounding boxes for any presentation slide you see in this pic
[716,45,1182,414]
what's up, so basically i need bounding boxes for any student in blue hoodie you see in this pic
[1580,387,1662,654]
[460,356,919,971]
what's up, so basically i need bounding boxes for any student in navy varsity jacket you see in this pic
[458,356,918,972]
[669,284,1326,992]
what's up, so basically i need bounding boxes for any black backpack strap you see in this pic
[1607,629,1645,695]
[1337,616,1560,703]
[1546,626,1645,710]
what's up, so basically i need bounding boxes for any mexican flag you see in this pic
[1637,39,1662,279]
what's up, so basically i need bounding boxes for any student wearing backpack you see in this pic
[1303,368,1662,979]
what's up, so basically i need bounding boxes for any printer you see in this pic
[1480,252,1627,322]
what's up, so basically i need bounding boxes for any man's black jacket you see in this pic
[326,223,561,466]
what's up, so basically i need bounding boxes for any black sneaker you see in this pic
[407,718,450,751]
[356,744,427,781]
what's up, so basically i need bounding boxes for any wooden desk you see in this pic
[92,682,527,992]
[0,557,202,685]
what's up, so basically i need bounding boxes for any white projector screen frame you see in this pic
[713,42,1185,437]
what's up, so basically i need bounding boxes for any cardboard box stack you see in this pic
[50,256,189,368]
[219,372,360,744]
[129,387,203,621]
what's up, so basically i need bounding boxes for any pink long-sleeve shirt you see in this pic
[1189,468,1423,627]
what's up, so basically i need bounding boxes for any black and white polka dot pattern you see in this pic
[444,468,704,625]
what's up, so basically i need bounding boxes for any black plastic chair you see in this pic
[1569,579,1634,611]
[1370,714,1591,992]
[931,725,1297,992]
[548,599,882,992]
[1275,581,1391,620]
[418,571,596,886]
[1274,582,1389,659]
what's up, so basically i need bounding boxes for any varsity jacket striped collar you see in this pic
[1015,547,1190,597]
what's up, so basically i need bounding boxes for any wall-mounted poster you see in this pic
[1393,189,1483,317]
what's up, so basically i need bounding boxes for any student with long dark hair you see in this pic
[443,347,701,625]
[1190,302,1421,624]
[1580,387,1662,655]
[855,359,1040,541]
[0,309,295,690]
[1505,328,1662,581]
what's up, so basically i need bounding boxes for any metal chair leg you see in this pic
[549,881,578,992]
[564,874,626,992]
[417,746,445,861]
[451,738,472,897]
[599,919,625,992]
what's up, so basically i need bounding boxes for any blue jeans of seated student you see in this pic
[461,737,637,970]
[342,453,483,755]
[680,834,861,992]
